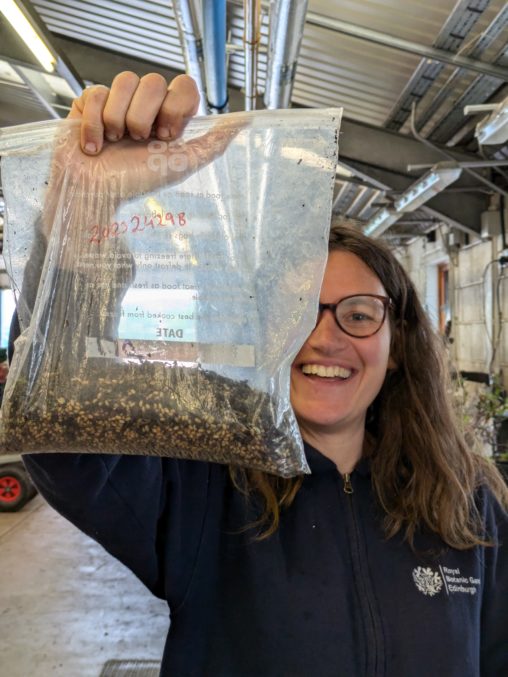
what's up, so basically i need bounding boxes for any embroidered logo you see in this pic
[439,566,480,595]
[412,567,443,596]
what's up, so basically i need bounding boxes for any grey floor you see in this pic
[0,494,168,677]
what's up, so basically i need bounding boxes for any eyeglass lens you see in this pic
[335,295,386,337]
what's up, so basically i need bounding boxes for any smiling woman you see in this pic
[16,73,508,677]
[232,221,508,548]
[291,249,394,470]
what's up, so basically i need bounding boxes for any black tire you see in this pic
[0,464,35,512]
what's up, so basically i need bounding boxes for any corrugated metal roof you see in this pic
[29,0,500,128]
[24,0,507,134]
[34,0,184,68]
[0,0,507,240]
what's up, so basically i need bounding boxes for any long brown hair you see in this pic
[230,221,508,548]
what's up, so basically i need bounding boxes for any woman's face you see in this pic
[291,250,394,439]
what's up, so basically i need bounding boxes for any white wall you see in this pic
[397,229,508,389]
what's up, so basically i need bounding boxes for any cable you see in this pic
[481,260,498,346]
[481,258,506,373]
[489,270,505,373]
[500,195,507,251]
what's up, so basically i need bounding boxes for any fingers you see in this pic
[102,71,140,142]
[125,72,168,140]
[156,74,201,139]
[69,72,201,155]
[77,85,110,155]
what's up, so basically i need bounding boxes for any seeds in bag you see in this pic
[0,109,341,477]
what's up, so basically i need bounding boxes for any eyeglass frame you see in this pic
[316,293,393,339]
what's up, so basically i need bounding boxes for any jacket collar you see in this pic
[303,440,371,477]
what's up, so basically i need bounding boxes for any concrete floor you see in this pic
[0,494,168,677]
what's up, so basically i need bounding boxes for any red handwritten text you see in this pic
[89,211,187,245]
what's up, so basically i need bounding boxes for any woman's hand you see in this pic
[68,72,200,154]
[43,71,243,244]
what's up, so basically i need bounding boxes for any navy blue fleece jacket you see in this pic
[23,445,508,677]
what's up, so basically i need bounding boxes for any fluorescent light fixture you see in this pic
[1,0,56,72]
[363,208,399,237]
[364,163,462,238]
[475,96,508,145]
[336,163,354,178]
[41,72,76,99]
[393,164,462,213]
[0,58,24,84]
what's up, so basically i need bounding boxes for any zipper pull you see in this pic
[343,473,354,495]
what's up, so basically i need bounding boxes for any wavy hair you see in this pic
[230,221,508,548]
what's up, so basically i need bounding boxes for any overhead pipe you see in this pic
[243,0,261,110]
[264,0,309,109]
[172,0,208,115]
[202,0,229,113]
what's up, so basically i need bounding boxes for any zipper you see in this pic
[340,471,385,676]
[343,473,353,494]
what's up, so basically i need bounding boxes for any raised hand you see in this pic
[43,72,243,240]
[69,71,200,153]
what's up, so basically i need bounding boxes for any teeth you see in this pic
[301,364,352,379]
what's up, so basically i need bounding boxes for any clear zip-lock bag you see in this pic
[0,109,341,477]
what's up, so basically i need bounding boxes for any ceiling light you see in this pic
[364,163,462,238]
[336,163,354,178]
[393,164,462,213]
[0,58,24,84]
[1,0,56,73]
[464,96,508,145]
[475,97,508,146]
[363,208,399,237]
[41,72,76,99]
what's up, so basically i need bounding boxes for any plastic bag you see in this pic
[0,108,341,477]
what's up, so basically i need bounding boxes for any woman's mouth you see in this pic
[301,364,353,380]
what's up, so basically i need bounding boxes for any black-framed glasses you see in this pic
[316,294,392,338]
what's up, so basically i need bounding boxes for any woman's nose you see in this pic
[309,309,348,350]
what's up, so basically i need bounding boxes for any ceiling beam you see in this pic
[305,11,508,81]
[10,63,59,117]
[338,117,488,185]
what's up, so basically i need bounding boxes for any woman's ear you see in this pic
[387,321,404,371]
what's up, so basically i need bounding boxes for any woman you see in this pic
[20,73,508,676]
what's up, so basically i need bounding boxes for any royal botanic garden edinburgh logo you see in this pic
[412,567,443,596]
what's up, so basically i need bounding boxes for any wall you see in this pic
[397,228,508,389]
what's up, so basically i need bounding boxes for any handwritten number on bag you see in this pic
[88,212,187,244]
[89,225,101,244]
[131,215,144,232]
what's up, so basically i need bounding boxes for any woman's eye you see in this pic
[346,311,372,322]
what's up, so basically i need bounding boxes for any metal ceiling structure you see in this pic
[0,0,507,245]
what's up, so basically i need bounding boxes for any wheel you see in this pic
[0,464,35,512]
